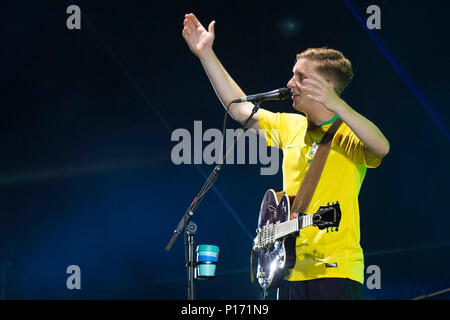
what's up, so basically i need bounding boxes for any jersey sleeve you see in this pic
[335,124,382,168]
[257,108,285,149]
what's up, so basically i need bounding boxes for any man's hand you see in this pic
[182,13,216,59]
[299,72,343,112]
[181,13,260,131]
[301,73,389,158]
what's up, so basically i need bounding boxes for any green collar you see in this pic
[319,114,339,127]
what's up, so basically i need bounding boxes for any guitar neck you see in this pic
[274,214,315,240]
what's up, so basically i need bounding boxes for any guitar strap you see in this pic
[290,117,343,218]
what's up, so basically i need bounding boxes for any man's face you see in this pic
[287,58,321,113]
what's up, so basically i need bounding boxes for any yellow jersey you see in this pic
[258,108,382,284]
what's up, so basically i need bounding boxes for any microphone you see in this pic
[231,88,291,103]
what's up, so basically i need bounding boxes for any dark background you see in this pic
[1,0,449,299]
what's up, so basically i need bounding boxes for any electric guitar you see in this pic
[252,189,341,289]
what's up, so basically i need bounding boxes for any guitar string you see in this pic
[260,213,321,246]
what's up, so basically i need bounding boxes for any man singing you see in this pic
[182,13,389,300]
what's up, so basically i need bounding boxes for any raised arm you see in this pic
[182,13,260,130]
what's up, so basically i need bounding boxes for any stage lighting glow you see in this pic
[278,17,301,38]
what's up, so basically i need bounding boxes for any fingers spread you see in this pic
[302,78,322,90]
[300,84,321,95]
[306,94,320,102]
[308,72,328,86]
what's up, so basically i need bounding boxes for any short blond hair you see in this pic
[297,47,353,95]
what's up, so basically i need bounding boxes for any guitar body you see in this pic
[253,189,341,290]
[256,189,299,289]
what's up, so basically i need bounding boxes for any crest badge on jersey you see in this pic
[306,142,319,163]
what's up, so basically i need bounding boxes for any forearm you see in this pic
[334,100,390,157]
[199,50,254,123]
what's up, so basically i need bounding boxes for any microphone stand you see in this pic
[165,101,262,300]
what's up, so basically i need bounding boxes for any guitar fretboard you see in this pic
[274,214,314,240]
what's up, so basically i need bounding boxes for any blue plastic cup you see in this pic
[195,245,219,279]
